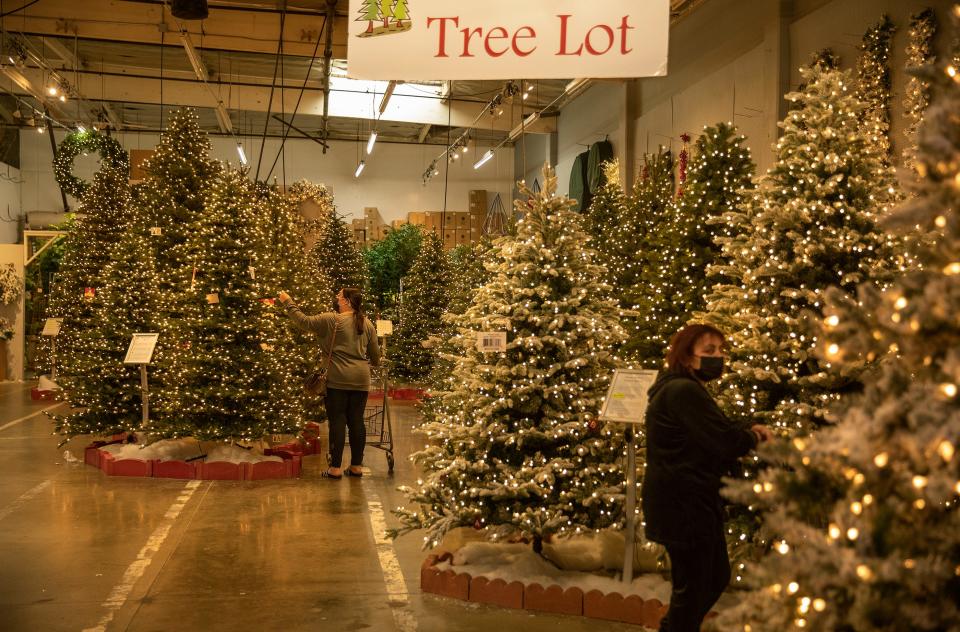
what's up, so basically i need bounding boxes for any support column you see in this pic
[760,0,793,171]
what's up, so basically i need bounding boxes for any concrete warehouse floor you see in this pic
[0,381,641,632]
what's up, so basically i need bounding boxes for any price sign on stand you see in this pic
[124,333,160,427]
[123,333,159,365]
[599,369,659,423]
[376,320,393,336]
[41,318,62,337]
[599,369,659,584]
[476,331,507,353]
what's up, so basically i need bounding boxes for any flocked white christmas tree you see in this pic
[718,46,960,632]
[390,166,628,552]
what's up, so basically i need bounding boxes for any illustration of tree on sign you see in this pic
[355,0,412,37]
[393,0,410,26]
[356,0,379,34]
[378,0,394,28]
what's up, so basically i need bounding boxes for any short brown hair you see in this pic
[666,324,726,376]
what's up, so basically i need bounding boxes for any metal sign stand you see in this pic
[139,363,150,426]
[622,426,637,583]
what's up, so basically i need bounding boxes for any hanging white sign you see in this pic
[346,0,669,80]
[376,319,394,336]
[123,333,160,365]
[476,331,507,353]
[599,369,658,424]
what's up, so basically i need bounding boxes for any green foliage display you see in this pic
[53,131,129,200]
[364,223,423,317]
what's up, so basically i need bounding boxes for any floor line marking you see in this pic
[0,480,52,522]
[82,480,202,632]
[367,497,418,632]
[0,403,62,433]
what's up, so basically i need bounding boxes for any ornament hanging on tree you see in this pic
[676,133,691,197]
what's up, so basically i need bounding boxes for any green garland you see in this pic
[53,131,129,199]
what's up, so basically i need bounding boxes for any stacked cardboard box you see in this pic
[408,211,426,227]
[469,190,488,240]
[391,219,406,230]
[351,218,367,245]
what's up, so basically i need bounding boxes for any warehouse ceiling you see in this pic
[0,0,704,152]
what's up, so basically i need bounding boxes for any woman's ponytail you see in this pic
[342,287,366,334]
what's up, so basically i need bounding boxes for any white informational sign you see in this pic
[476,331,507,353]
[206,293,220,304]
[123,333,160,365]
[41,318,63,337]
[599,369,659,424]
[376,319,394,336]
[347,0,669,80]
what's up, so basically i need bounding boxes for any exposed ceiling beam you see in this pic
[12,0,346,58]
[417,123,431,143]
[40,37,84,69]
[9,66,557,134]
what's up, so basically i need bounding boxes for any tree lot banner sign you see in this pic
[347,0,670,80]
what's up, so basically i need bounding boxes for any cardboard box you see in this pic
[363,207,381,220]
[455,212,470,229]
[408,212,426,225]
[443,211,457,225]
[425,212,441,231]
[353,229,367,243]
[391,219,406,229]
[352,218,365,229]
[456,229,471,245]
[443,230,457,249]
[469,190,488,215]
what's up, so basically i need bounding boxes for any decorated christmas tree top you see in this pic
[392,165,628,549]
[700,65,903,434]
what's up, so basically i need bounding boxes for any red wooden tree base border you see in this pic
[84,445,302,481]
[420,552,670,628]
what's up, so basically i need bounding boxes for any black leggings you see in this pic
[325,387,369,468]
[659,528,731,632]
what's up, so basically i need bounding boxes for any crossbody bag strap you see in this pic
[322,316,340,369]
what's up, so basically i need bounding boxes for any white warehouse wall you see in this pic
[19,131,514,223]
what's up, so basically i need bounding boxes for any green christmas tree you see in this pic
[46,165,131,380]
[49,168,151,439]
[254,184,333,433]
[719,52,960,632]
[308,211,366,298]
[131,108,218,427]
[626,123,755,369]
[902,8,938,176]
[391,166,628,550]
[156,168,273,441]
[584,159,629,287]
[391,232,451,383]
[856,14,897,160]
[620,148,674,366]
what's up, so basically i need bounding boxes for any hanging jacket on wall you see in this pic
[587,139,615,194]
[568,150,591,212]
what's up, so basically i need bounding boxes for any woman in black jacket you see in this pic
[642,324,771,632]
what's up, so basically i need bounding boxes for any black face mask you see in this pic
[694,356,724,381]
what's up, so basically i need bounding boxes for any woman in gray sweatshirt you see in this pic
[279,287,381,479]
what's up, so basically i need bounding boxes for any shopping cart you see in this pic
[363,365,395,471]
